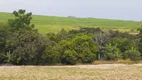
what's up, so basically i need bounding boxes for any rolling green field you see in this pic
[0,12,141,34]
[0,64,142,80]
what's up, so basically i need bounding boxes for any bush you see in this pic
[123,50,141,61]
[5,30,47,65]
[61,50,77,65]
[108,37,137,52]
[72,35,98,63]
[60,35,98,64]
[41,45,59,65]
[77,48,96,63]
[138,42,142,58]
[102,43,122,60]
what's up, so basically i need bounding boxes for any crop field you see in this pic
[0,12,141,34]
[0,64,142,80]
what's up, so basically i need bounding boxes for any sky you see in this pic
[0,0,142,21]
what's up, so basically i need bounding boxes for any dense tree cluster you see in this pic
[0,10,141,65]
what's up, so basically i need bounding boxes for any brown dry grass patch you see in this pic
[0,64,142,80]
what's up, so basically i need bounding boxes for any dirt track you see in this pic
[1,64,142,69]
[49,64,142,69]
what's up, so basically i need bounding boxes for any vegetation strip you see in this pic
[0,9,142,65]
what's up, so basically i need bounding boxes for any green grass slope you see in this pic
[0,12,141,34]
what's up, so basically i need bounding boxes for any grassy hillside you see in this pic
[0,12,141,34]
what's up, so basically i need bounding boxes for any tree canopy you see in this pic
[0,9,141,65]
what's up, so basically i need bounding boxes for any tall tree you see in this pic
[8,9,34,32]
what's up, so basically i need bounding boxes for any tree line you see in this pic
[0,10,142,65]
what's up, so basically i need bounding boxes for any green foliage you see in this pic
[60,35,98,64]
[137,27,142,55]
[55,29,68,43]
[7,9,34,32]
[61,50,77,65]
[5,30,47,65]
[0,25,10,63]
[41,42,60,64]
[0,10,142,65]
[137,26,142,35]
[102,43,122,60]
[72,35,98,63]
[123,50,141,61]
[109,30,132,38]
[108,37,137,52]
[138,42,142,58]
[0,27,6,51]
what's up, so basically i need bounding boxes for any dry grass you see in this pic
[0,64,142,80]
[93,60,142,65]
[93,60,117,64]
[117,59,135,64]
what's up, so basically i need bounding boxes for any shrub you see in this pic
[108,37,137,52]
[123,50,141,61]
[42,45,59,65]
[72,35,98,63]
[138,42,142,58]
[61,50,77,65]
[102,43,122,60]
[60,35,98,64]
[5,30,47,65]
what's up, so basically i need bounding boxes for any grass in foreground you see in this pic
[0,64,142,80]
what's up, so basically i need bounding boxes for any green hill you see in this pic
[0,12,141,34]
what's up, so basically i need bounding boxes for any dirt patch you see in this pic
[0,64,142,69]
[0,64,142,80]
[44,64,142,69]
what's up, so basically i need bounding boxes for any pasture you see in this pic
[0,64,142,80]
[0,12,141,33]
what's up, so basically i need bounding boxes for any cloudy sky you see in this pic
[0,0,142,21]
